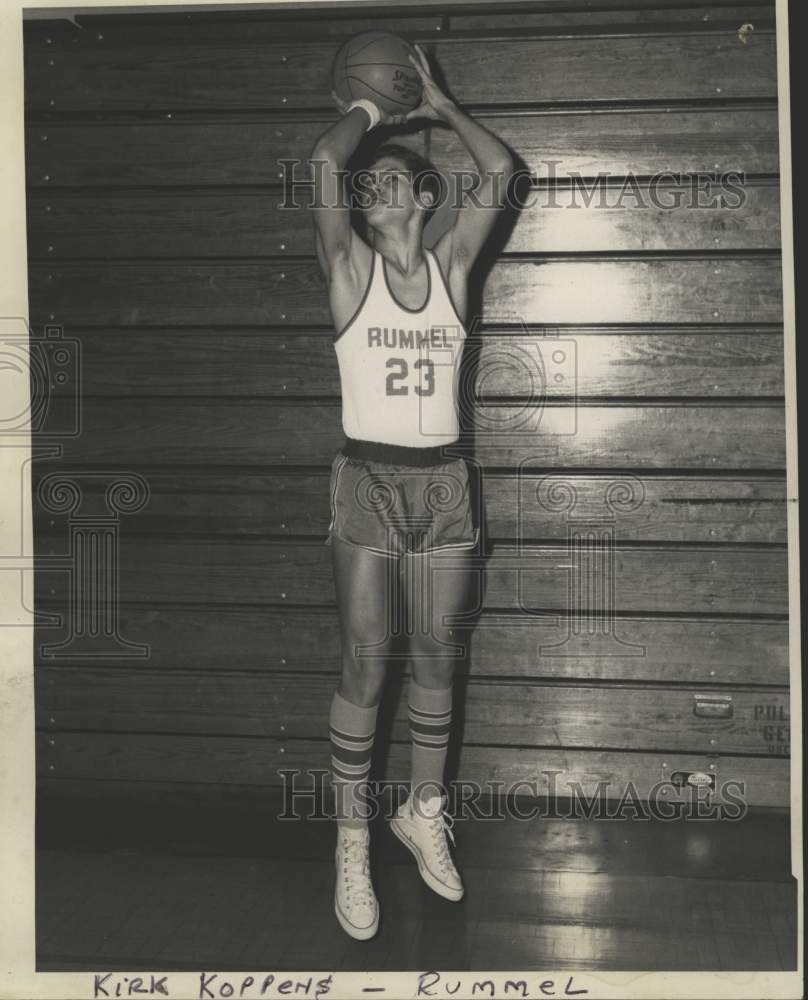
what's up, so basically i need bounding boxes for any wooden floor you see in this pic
[35,781,798,972]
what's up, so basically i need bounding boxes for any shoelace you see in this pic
[339,837,375,910]
[426,809,457,871]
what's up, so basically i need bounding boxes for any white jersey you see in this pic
[333,247,467,448]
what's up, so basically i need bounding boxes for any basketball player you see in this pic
[310,43,513,939]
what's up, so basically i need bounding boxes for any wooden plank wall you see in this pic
[26,0,790,806]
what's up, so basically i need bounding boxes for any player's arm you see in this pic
[438,103,514,267]
[406,45,514,271]
[310,96,409,282]
[309,103,373,284]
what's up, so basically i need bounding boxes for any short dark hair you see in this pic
[363,142,445,219]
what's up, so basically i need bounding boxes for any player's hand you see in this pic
[405,44,456,122]
[331,90,409,128]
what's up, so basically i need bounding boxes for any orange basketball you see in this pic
[332,32,422,114]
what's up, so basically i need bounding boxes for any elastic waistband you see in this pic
[342,436,461,467]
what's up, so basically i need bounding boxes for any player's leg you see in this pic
[330,532,399,826]
[404,544,474,803]
[390,543,475,902]
[329,532,400,939]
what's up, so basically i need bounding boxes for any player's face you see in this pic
[362,156,419,224]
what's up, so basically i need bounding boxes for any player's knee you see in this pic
[409,624,467,659]
[340,656,386,706]
[411,660,455,689]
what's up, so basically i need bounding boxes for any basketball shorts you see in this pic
[325,437,479,556]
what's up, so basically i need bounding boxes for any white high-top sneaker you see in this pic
[390,792,464,901]
[334,826,379,939]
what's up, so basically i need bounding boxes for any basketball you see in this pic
[332,32,422,114]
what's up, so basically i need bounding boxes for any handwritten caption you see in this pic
[91,971,590,999]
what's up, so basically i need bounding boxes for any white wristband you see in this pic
[346,98,382,131]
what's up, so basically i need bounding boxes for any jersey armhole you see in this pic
[333,249,376,345]
[427,247,466,331]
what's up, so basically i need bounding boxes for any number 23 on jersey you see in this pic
[385,357,436,396]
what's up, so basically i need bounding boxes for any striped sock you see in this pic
[408,678,453,804]
[329,689,378,830]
